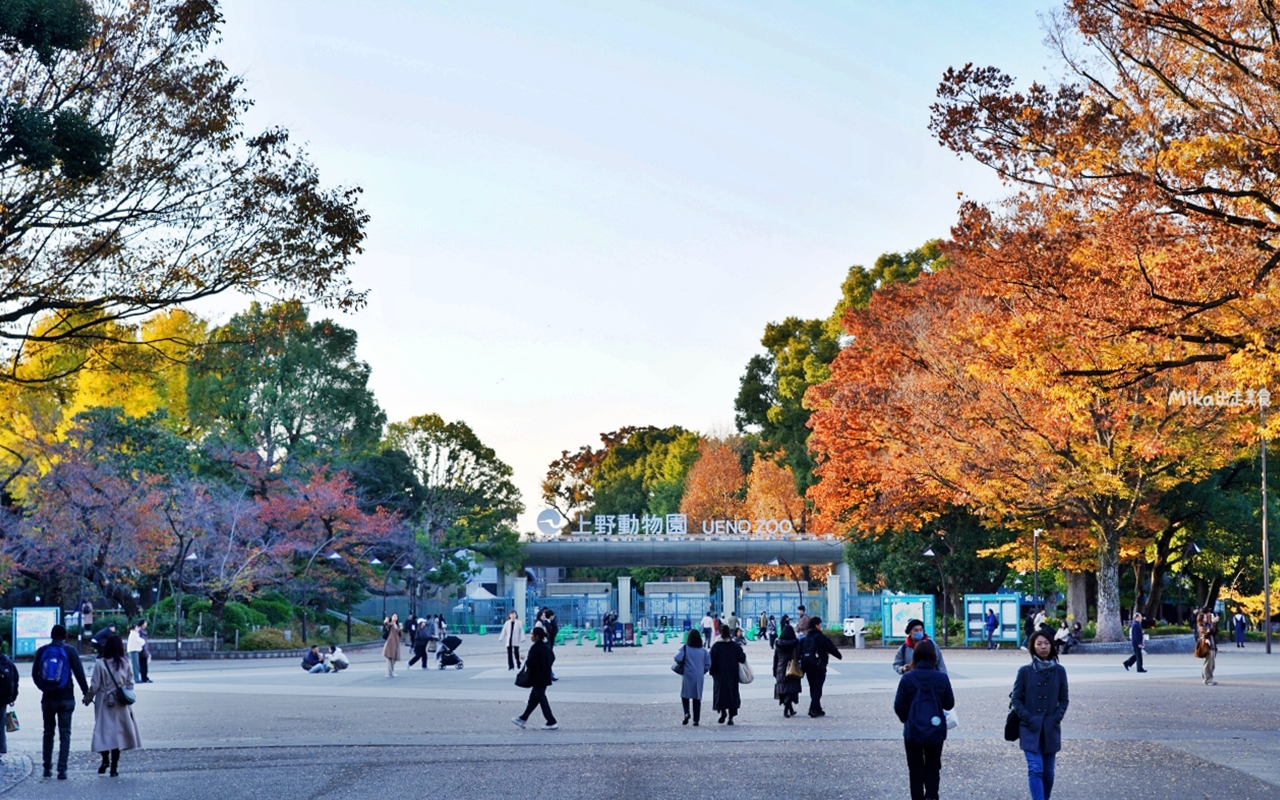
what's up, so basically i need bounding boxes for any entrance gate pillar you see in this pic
[514,575,528,626]
[721,575,736,617]
[826,571,841,625]
[618,575,633,624]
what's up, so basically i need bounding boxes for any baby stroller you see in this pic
[437,635,464,669]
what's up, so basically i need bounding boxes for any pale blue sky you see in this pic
[213,1,1059,530]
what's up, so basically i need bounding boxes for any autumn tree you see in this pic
[679,439,747,533]
[0,0,368,382]
[807,256,1246,640]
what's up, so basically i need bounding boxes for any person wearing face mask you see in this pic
[1011,629,1069,800]
[893,619,949,675]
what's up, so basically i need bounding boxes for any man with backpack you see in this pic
[799,615,842,717]
[32,625,89,780]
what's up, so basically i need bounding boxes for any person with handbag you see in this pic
[511,627,557,730]
[0,645,18,765]
[84,634,142,777]
[894,639,954,800]
[772,623,803,718]
[1011,629,1069,800]
[500,610,525,670]
[1196,610,1219,685]
[673,629,711,726]
[709,624,746,725]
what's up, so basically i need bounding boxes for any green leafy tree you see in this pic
[0,0,368,383]
[187,301,386,471]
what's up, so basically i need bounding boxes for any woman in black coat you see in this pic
[1011,630,1069,800]
[772,624,802,718]
[512,627,557,730]
[709,624,746,724]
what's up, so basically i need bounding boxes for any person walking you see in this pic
[772,623,803,718]
[767,615,778,649]
[709,625,746,725]
[0,645,18,767]
[894,619,949,675]
[408,619,430,669]
[758,611,768,642]
[1232,608,1249,648]
[795,605,810,637]
[674,629,711,726]
[1011,629,1070,800]
[383,613,402,677]
[700,609,714,646]
[894,639,954,800]
[985,608,999,650]
[799,615,842,717]
[500,610,525,670]
[136,620,152,683]
[85,634,142,777]
[126,623,144,684]
[512,627,557,730]
[32,624,90,780]
[1122,613,1147,672]
[1197,610,1219,686]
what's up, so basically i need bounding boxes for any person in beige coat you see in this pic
[383,614,402,677]
[84,635,141,777]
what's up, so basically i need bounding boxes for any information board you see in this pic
[963,594,1023,645]
[880,595,935,642]
[13,606,60,656]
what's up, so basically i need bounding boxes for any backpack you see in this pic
[0,655,16,705]
[800,635,823,669]
[35,644,71,691]
[907,675,947,744]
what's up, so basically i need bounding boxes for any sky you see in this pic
[212,0,1061,532]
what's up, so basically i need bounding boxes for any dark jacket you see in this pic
[1011,660,1069,754]
[773,638,802,698]
[985,612,998,632]
[1129,620,1144,648]
[893,662,955,743]
[709,639,745,711]
[301,649,323,670]
[31,641,89,703]
[801,629,842,672]
[90,626,115,653]
[0,653,18,705]
[524,640,555,688]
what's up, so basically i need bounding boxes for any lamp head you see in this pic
[767,557,781,567]
[922,546,936,558]
[369,558,383,566]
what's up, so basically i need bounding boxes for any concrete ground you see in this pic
[2,636,1278,799]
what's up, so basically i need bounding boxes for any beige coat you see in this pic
[382,626,402,661]
[87,659,142,752]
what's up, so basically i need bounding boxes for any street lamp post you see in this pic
[1032,528,1043,614]
[1264,400,1273,654]
[922,545,948,647]
[173,550,197,664]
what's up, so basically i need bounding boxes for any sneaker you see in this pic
[511,717,526,729]
[543,723,559,730]
[42,768,51,779]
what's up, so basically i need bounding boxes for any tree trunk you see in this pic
[1065,570,1088,627]
[1095,531,1123,641]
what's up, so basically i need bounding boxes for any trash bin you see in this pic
[843,616,866,650]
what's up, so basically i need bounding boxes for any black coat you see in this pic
[709,639,745,711]
[524,640,556,688]
[893,662,955,743]
[773,638,802,700]
[1011,661,1069,754]
[801,629,842,672]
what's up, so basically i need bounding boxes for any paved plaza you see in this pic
[2,636,1279,798]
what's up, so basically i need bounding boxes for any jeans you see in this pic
[806,669,827,714]
[507,645,521,670]
[986,629,996,649]
[308,663,327,673]
[680,697,701,723]
[139,652,149,682]
[129,652,141,681]
[904,741,943,800]
[603,627,614,652]
[1123,645,1144,671]
[520,686,555,725]
[1025,750,1056,800]
[41,697,76,774]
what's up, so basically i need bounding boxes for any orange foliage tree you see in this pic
[679,440,746,534]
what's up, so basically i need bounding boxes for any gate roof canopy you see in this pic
[521,538,845,568]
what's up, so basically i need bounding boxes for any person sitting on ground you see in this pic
[325,645,349,672]
[301,645,327,674]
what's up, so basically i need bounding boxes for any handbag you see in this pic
[785,656,804,680]
[945,708,958,730]
[738,659,754,684]
[3,710,17,733]
[106,664,136,706]
[1194,637,1210,658]
[672,645,686,675]
[514,665,532,688]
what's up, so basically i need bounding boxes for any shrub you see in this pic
[221,601,270,635]
[248,599,293,626]
[238,628,291,651]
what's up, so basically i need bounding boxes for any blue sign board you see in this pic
[963,593,1024,645]
[880,594,935,642]
[13,606,60,656]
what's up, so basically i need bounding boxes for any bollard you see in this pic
[576,631,583,646]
